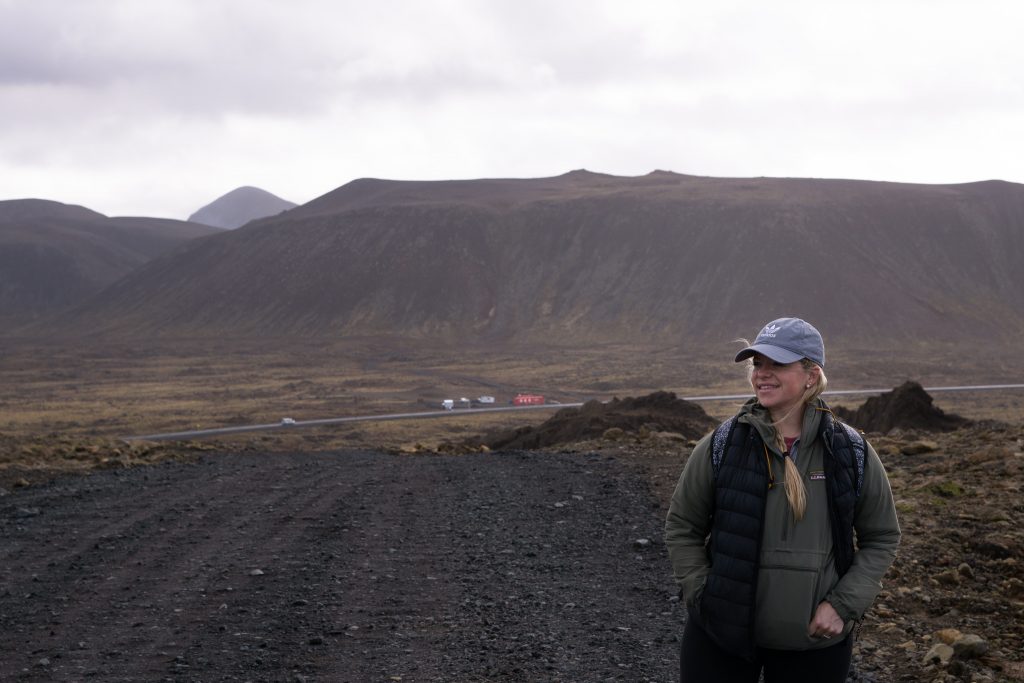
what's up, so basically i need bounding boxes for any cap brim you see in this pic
[734,343,804,364]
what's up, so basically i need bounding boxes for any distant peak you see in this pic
[344,177,393,187]
[558,169,619,182]
[188,186,297,229]
[644,169,704,181]
[221,186,283,198]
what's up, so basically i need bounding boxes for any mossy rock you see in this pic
[931,480,966,497]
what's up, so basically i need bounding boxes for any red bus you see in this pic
[512,393,545,406]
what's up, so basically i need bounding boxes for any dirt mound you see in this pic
[479,391,717,450]
[835,381,970,433]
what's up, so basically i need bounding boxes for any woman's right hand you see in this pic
[807,600,845,640]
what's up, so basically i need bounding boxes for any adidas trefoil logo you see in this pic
[760,323,780,339]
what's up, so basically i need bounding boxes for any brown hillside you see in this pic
[49,172,1024,345]
[0,199,223,328]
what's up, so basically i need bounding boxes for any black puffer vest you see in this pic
[694,408,865,660]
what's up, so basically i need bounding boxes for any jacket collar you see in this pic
[738,397,830,451]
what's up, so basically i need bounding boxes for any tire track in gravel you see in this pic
[0,450,685,682]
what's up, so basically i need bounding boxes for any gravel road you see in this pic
[0,450,684,682]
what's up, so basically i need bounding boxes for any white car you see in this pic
[477,395,496,404]
[280,417,297,425]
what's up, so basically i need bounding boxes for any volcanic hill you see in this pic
[0,199,222,328]
[49,171,1024,345]
[188,186,297,230]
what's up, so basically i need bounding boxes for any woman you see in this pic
[665,317,900,682]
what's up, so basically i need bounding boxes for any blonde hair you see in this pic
[742,356,828,522]
[778,359,826,521]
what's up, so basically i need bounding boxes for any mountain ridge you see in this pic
[33,172,1024,346]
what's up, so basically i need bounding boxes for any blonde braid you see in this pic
[780,360,828,522]
[784,456,807,521]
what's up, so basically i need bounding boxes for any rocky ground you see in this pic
[1,449,683,682]
[1,387,1022,682]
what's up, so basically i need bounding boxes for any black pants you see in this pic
[680,619,853,683]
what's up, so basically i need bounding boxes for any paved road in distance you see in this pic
[124,383,1024,442]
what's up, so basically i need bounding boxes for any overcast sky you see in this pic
[2,0,1022,219]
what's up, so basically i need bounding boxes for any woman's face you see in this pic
[749,353,817,415]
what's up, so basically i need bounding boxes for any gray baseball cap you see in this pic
[734,317,825,367]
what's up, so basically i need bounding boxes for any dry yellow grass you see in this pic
[1,335,1020,481]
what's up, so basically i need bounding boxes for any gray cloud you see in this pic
[1,0,1022,218]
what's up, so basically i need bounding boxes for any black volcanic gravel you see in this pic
[0,450,685,682]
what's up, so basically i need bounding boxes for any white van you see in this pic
[441,399,455,410]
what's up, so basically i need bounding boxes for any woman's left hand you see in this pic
[807,600,845,640]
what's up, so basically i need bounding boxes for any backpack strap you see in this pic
[711,416,739,478]
[839,421,866,496]
[819,410,866,577]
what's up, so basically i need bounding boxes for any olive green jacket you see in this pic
[665,399,901,650]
